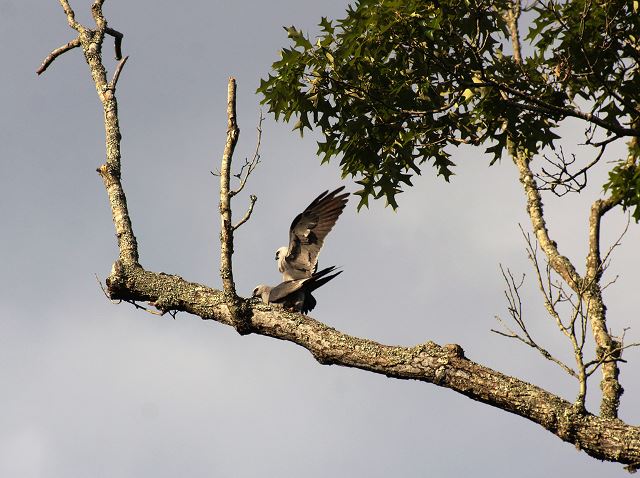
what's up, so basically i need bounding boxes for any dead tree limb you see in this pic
[218,77,254,334]
[219,77,240,299]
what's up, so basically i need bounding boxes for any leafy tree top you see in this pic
[258,0,640,212]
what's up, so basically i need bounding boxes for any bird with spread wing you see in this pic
[276,186,349,281]
[253,187,349,313]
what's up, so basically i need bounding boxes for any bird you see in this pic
[253,266,343,314]
[276,186,349,281]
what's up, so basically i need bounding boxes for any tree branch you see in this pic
[582,193,624,418]
[59,0,82,32]
[503,0,522,65]
[104,260,640,469]
[105,27,123,60]
[513,151,582,289]
[47,0,139,265]
[36,38,81,75]
[218,77,252,334]
[492,81,640,138]
[233,195,257,231]
[109,55,129,90]
[513,141,628,418]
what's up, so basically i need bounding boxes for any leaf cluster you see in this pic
[258,0,639,210]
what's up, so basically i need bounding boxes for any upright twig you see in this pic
[218,78,258,334]
[219,77,240,301]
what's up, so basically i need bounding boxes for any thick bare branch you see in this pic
[104,261,640,469]
[582,193,624,418]
[514,151,582,288]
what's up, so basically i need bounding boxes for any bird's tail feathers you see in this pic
[307,267,342,292]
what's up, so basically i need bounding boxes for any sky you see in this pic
[1,1,639,477]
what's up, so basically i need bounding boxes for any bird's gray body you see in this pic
[253,266,342,314]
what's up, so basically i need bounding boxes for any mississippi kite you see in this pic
[253,266,342,314]
[276,187,349,281]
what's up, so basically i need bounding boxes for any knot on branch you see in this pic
[312,350,337,365]
[97,162,121,181]
[443,343,465,358]
[226,295,253,336]
[105,259,128,298]
[556,407,581,443]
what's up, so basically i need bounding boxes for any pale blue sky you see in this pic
[1,1,638,476]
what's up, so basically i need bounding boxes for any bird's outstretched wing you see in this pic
[279,187,349,280]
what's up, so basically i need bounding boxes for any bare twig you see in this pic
[494,264,578,378]
[36,38,81,75]
[233,195,257,231]
[585,343,639,376]
[109,55,129,89]
[599,212,631,275]
[536,145,607,196]
[231,112,263,197]
[95,273,121,304]
[105,27,124,60]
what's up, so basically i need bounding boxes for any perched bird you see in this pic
[253,266,342,314]
[276,187,349,281]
